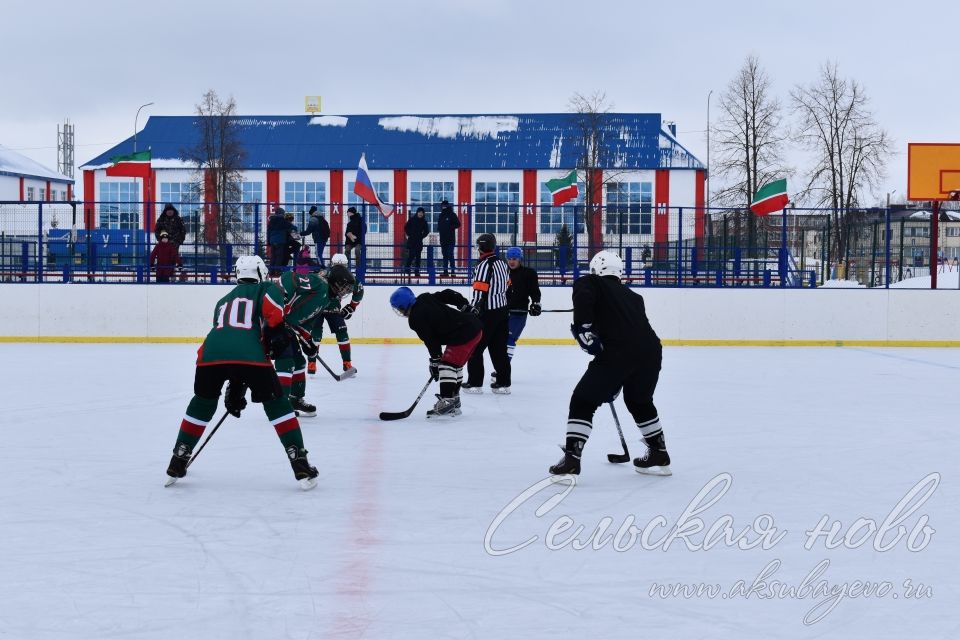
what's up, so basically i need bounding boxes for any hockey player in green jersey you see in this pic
[307,253,364,375]
[276,263,356,414]
[164,255,319,490]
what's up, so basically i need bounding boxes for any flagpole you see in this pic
[133,102,154,153]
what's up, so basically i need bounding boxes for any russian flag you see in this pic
[353,153,395,218]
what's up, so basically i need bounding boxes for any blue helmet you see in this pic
[390,286,416,316]
[506,247,522,261]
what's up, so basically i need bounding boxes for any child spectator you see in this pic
[150,231,183,283]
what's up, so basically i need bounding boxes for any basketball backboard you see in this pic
[907,143,960,201]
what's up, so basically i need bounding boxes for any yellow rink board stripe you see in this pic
[2,336,960,348]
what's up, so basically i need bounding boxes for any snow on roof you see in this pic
[81,114,705,171]
[0,144,73,182]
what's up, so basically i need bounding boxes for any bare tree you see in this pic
[792,63,893,260]
[567,91,631,258]
[182,90,247,251]
[711,55,790,250]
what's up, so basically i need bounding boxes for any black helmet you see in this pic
[476,233,496,253]
[326,264,356,299]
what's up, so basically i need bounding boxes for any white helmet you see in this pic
[331,253,348,266]
[235,255,269,282]
[589,250,624,279]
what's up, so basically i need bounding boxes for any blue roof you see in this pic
[82,113,704,171]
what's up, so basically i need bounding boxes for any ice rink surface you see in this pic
[1,342,958,640]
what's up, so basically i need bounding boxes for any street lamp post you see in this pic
[134,102,154,153]
[706,90,713,211]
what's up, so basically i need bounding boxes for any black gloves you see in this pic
[225,381,248,417]
[429,356,441,381]
[529,302,542,317]
[460,303,480,316]
[571,322,603,355]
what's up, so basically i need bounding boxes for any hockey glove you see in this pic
[459,303,480,316]
[341,302,358,320]
[224,381,248,418]
[571,322,603,356]
[266,323,295,360]
[429,356,441,381]
[296,332,319,358]
[529,302,542,317]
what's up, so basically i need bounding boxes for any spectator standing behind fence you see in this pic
[304,205,330,267]
[150,231,183,283]
[267,207,293,276]
[155,203,186,247]
[284,210,302,266]
[344,206,365,267]
[437,199,460,277]
[404,207,430,277]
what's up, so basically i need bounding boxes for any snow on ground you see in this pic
[820,278,867,288]
[890,269,960,289]
[1,343,958,639]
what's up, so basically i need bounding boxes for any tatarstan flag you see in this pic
[545,170,579,206]
[750,179,789,215]
[106,150,151,179]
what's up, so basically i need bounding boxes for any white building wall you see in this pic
[0,175,17,200]
[668,170,698,242]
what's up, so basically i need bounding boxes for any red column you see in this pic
[83,170,95,229]
[329,169,344,253]
[590,169,603,252]
[46,181,52,202]
[695,169,706,247]
[654,169,670,260]
[266,170,280,209]
[67,183,73,201]
[19,177,24,201]
[142,170,156,232]
[393,169,408,265]
[457,169,472,262]
[522,170,537,244]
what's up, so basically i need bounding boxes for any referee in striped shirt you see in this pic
[462,233,512,394]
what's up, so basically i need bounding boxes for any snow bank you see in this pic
[378,116,519,140]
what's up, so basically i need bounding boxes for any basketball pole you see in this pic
[932,201,940,290]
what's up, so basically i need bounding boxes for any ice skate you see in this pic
[290,396,316,417]
[549,443,582,476]
[164,442,191,487]
[633,446,672,476]
[286,446,319,490]
[426,394,462,419]
[460,382,483,394]
[490,382,511,395]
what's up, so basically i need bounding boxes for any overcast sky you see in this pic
[2,0,957,204]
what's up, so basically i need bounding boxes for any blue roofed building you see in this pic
[80,113,705,257]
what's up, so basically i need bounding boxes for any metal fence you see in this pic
[2,200,957,287]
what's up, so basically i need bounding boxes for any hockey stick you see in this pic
[315,353,357,381]
[186,412,230,469]
[379,378,433,421]
[541,308,574,313]
[606,402,631,463]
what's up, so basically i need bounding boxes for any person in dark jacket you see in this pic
[503,246,542,362]
[436,199,460,277]
[550,250,670,478]
[344,207,365,267]
[403,207,430,277]
[155,203,186,246]
[150,231,183,283]
[304,205,331,267]
[390,286,483,419]
[267,207,293,275]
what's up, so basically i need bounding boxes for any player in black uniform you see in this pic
[549,250,671,476]
[390,286,483,418]
[504,246,541,361]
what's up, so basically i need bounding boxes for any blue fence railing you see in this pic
[3,199,956,287]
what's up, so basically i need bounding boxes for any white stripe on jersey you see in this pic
[471,256,509,310]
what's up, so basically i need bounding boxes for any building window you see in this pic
[39,188,46,201]
[159,182,201,233]
[239,182,263,233]
[284,181,326,212]
[409,181,454,228]
[26,187,35,201]
[605,182,653,235]
[946,227,960,237]
[99,182,140,230]
[474,181,519,235]
[347,181,390,234]
[539,182,584,235]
